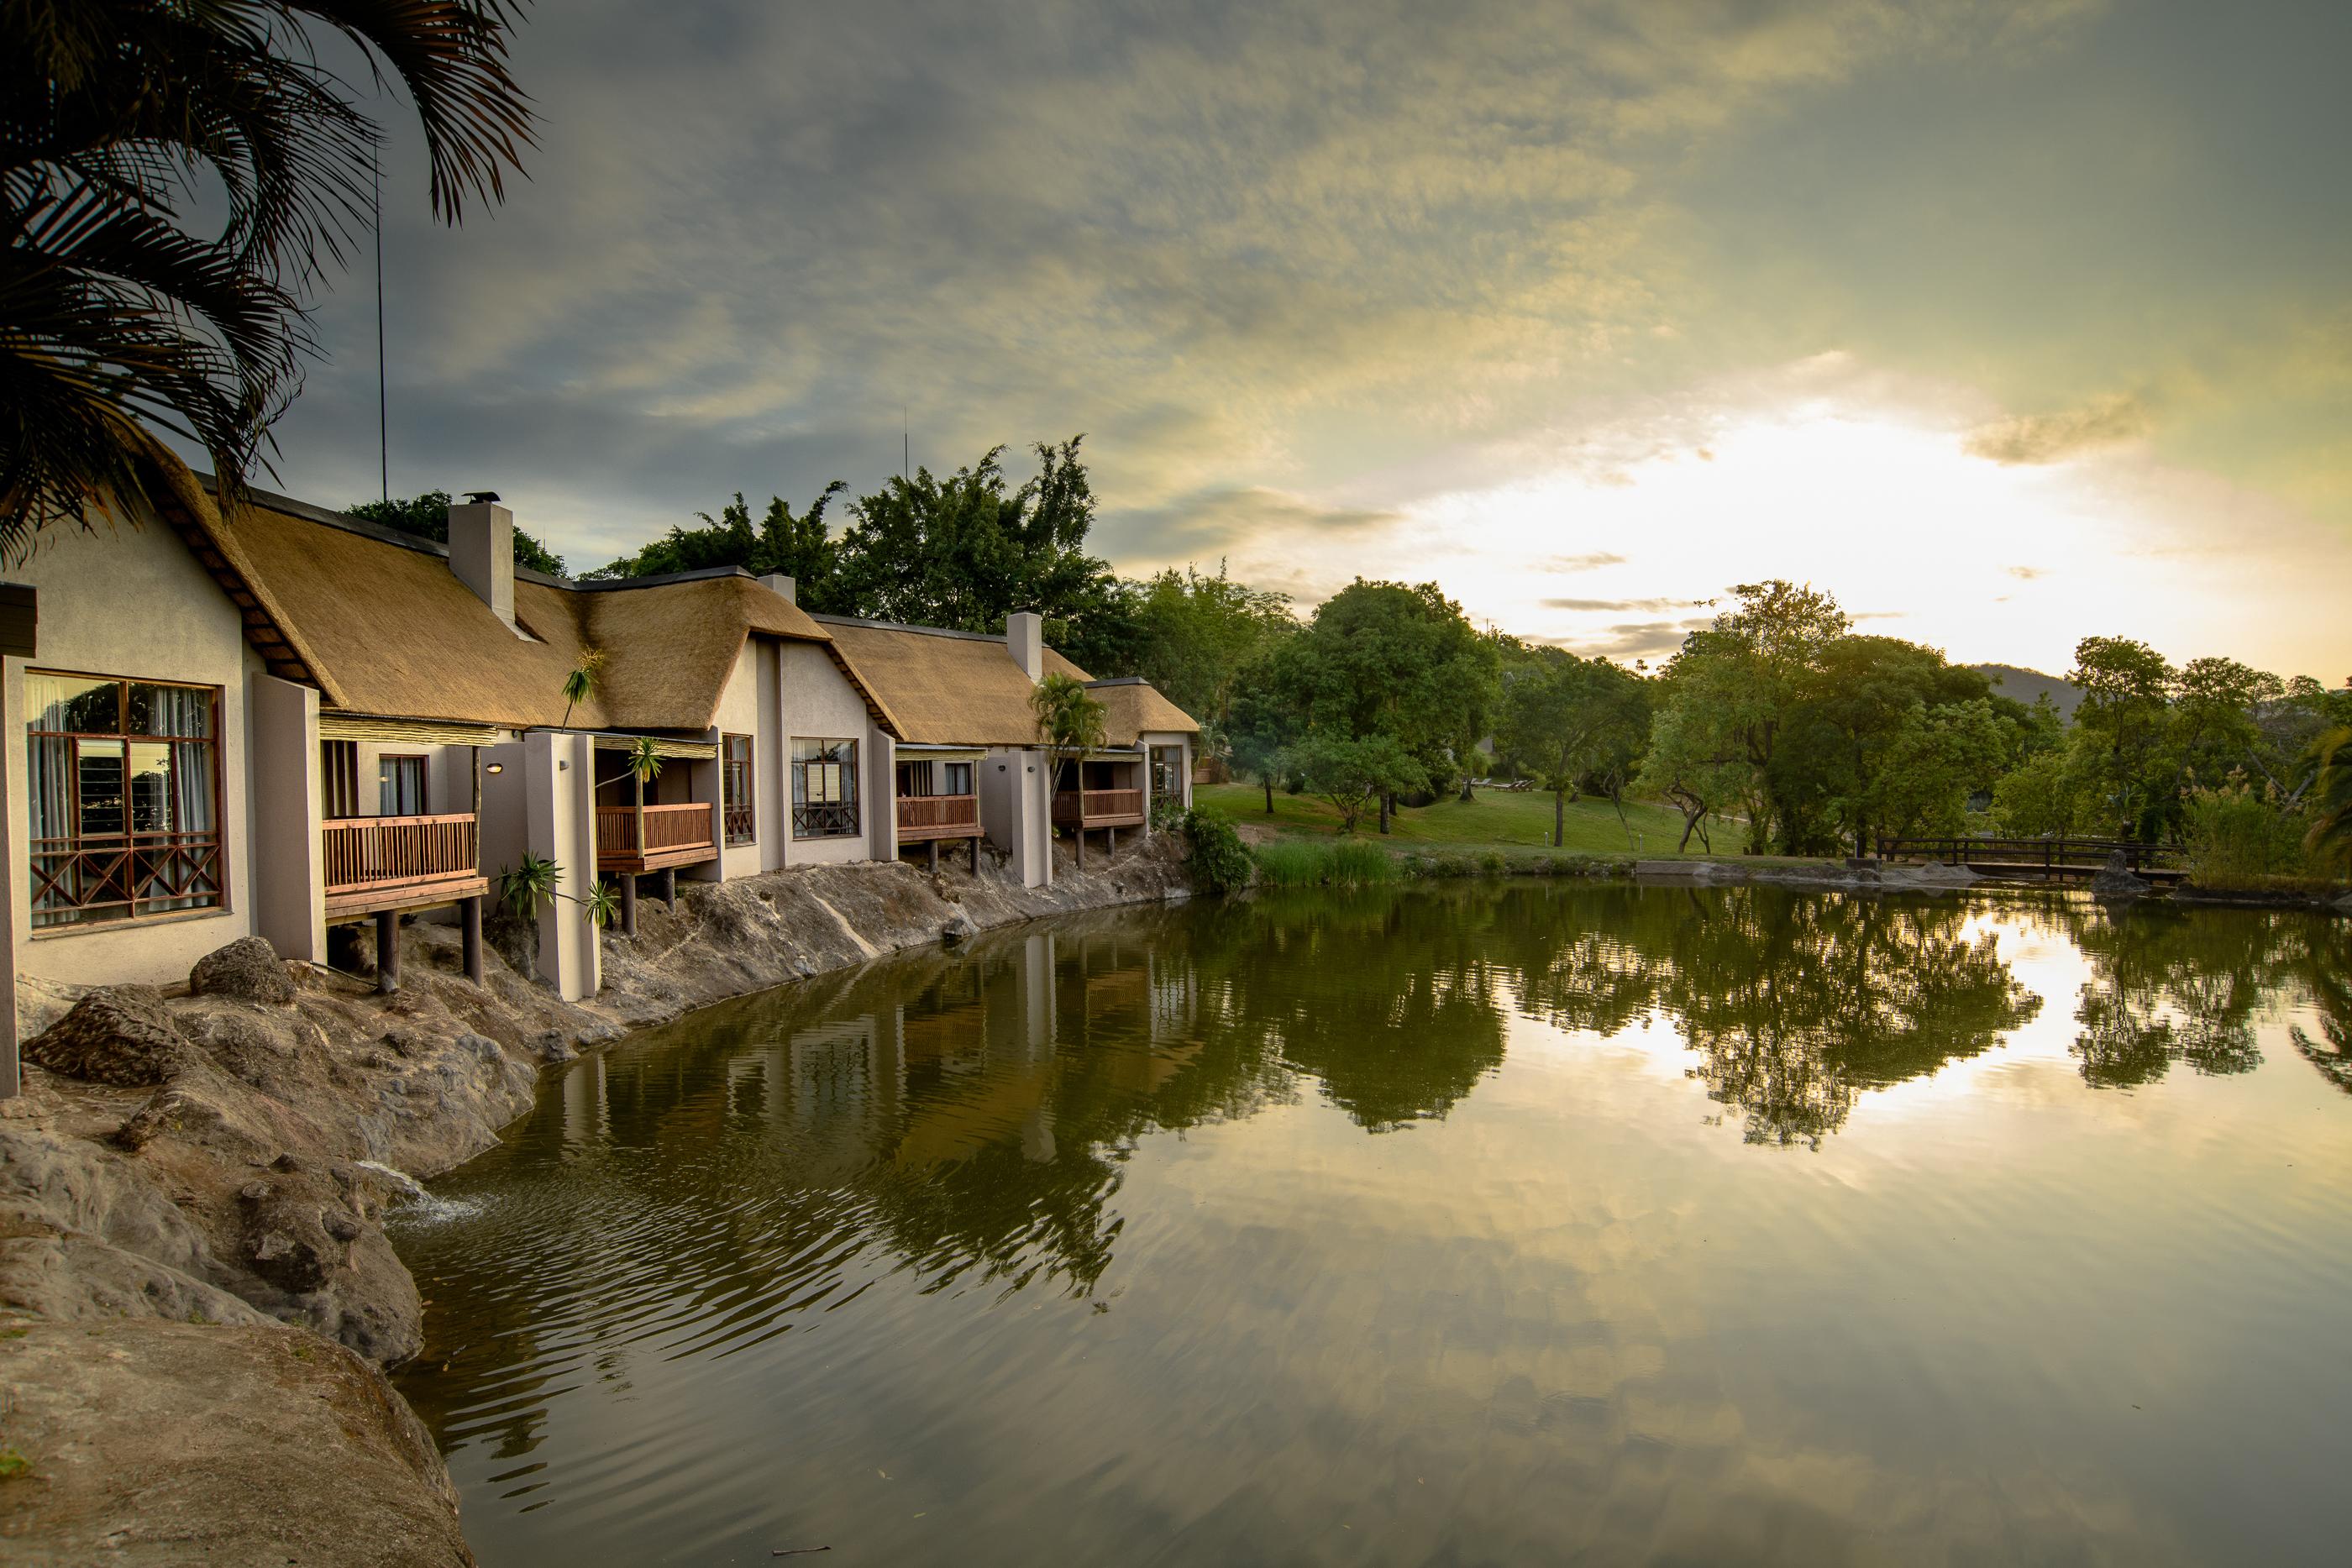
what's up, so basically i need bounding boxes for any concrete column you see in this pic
[249,674,325,963]
[979,747,1048,889]
[513,730,599,1001]
[460,896,484,983]
[620,873,638,936]
[374,910,399,994]
[866,728,897,863]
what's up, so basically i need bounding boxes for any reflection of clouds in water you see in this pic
[394,884,2352,1566]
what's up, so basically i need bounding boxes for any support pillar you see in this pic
[970,836,980,876]
[927,839,940,874]
[620,873,638,936]
[375,910,399,994]
[460,896,484,984]
[658,867,676,905]
[1108,826,1117,857]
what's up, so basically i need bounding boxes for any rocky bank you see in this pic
[0,839,1188,1565]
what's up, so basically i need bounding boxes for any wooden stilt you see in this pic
[620,873,638,936]
[375,910,399,994]
[461,896,484,984]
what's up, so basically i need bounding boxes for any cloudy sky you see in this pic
[254,0,2351,679]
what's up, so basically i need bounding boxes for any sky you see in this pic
[246,0,2352,679]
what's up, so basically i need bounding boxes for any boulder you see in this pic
[2091,851,2151,899]
[941,912,979,945]
[24,988,198,1086]
[186,936,295,1004]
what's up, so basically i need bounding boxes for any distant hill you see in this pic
[1971,663,2084,723]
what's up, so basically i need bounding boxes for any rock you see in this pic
[186,936,296,1004]
[2091,852,2152,899]
[941,913,979,945]
[23,988,197,1087]
[0,1319,471,1568]
[533,1030,575,1064]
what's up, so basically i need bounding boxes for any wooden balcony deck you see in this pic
[597,802,718,873]
[897,793,982,842]
[1052,788,1145,828]
[322,814,488,917]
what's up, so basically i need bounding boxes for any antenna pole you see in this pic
[374,143,388,503]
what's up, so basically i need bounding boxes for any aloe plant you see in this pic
[500,853,562,921]
[582,878,622,930]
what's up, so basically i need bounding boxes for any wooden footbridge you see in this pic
[1875,835,2187,884]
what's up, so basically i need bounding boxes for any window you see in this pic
[722,734,756,846]
[1152,745,1186,804]
[791,737,858,838]
[380,755,427,816]
[894,759,974,799]
[26,671,223,930]
[322,740,360,819]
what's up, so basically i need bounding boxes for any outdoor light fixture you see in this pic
[486,763,504,775]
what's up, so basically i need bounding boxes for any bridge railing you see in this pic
[1876,835,2181,873]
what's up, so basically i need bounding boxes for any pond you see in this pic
[391,883,2352,1565]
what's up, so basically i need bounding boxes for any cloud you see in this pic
[1540,595,1693,612]
[1544,551,1630,570]
[2004,564,2045,580]
[1105,485,1403,563]
[1964,393,2152,465]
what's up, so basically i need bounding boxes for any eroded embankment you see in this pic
[0,840,1187,1565]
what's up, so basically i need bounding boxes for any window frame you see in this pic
[378,753,428,817]
[790,737,860,839]
[24,669,228,932]
[321,738,361,820]
[722,733,757,847]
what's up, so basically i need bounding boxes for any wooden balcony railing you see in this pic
[1052,788,1145,827]
[322,813,486,916]
[596,802,718,873]
[896,793,981,842]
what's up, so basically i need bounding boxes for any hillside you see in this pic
[1972,663,2085,723]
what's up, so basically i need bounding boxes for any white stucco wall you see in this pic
[5,516,264,991]
[754,640,785,872]
[979,747,1049,888]
[249,675,323,963]
[778,641,873,866]
[711,639,763,882]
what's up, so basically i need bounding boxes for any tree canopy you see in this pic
[348,490,566,576]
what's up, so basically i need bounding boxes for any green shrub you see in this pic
[2183,774,2312,886]
[1181,810,1253,894]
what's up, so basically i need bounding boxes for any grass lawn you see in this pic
[1193,781,1738,858]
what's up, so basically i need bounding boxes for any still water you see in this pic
[393,884,2352,1565]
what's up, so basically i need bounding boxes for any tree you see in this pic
[2068,636,2177,839]
[1636,703,1743,852]
[579,482,852,606]
[1286,733,1429,835]
[1496,648,1649,849]
[348,490,565,574]
[1221,679,1294,815]
[1268,579,1498,831]
[1129,563,1295,729]
[837,438,1138,674]
[559,648,604,729]
[1032,671,1107,869]
[6,1,533,562]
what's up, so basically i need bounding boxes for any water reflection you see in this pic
[394,884,2352,1565]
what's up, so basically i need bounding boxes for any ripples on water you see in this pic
[392,884,2352,1565]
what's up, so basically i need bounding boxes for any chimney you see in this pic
[447,498,517,632]
[1006,611,1042,681]
[760,573,796,606]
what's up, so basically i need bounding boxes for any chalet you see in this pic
[1,454,1199,1093]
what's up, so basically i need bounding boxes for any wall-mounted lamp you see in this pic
[557,758,569,771]
[485,762,505,775]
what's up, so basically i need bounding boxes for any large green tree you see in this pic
[1495,646,1650,848]
[1130,564,1295,729]
[580,483,850,606]
[1263,578,1498,829]
[5,0,533,560]
[836,437,1137,674]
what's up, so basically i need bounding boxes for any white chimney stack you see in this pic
[1007,611,1042,681]
[447,498,518,632]
[761,573,797,606]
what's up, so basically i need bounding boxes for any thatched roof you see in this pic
[813,616,1200,747]
[166,467,878,734]
[1087,678,1202,742]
